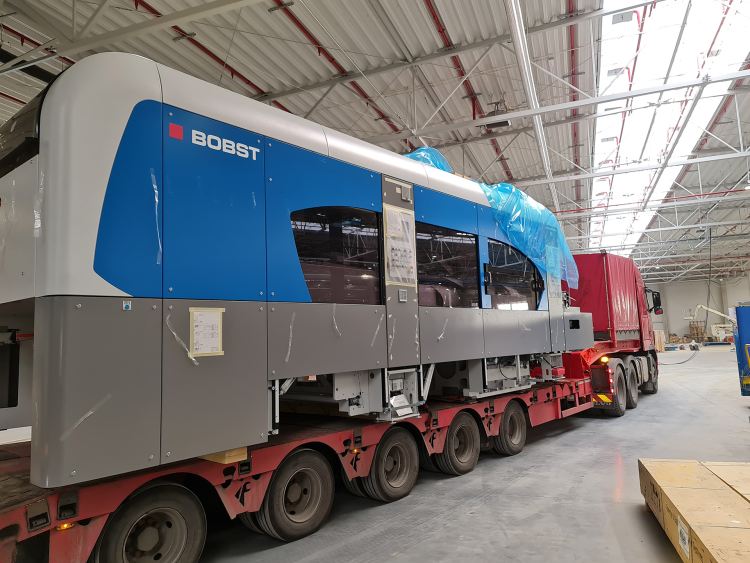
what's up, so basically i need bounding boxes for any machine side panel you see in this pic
[419,307,483,364]
[267,303,386,380]
[37,53,163,297]
[30,296,162,487]
[0,158,37,303]
[483,309,552,356]
[93,100,163,298]
[162,105,266,300]
[265,140,381,303]
[382,178,420,368]
[161,300,268,463]
[563,311,595,351]
[414,186,478,234]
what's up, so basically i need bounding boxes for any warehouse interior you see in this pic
[0,0,749,562]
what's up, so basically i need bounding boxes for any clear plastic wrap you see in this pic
[405,147,579,288]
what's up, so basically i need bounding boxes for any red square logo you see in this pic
[168,123,184,140]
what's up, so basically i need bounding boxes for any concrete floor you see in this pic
[203,347,750,563]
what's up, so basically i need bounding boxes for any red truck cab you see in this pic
[563,252,661,416]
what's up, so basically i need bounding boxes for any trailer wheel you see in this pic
[624,357,638,409]
[237,511,265,534]
[340,468,368,497]
[642,355,659,394]
[91,483,206,563]
[433,411,481,475]
[490,401,527,456]
[256,449,334,541]
[608,365,627,417]
[361,427,419,502]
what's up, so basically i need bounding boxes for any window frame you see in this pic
[484,238,544,311]
[415,220,481,309]
[290,205,384,306]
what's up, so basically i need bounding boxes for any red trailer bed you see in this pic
[0,377,592,563]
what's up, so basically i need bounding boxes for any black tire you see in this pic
[642,355,659,394]
[255,449,334,542]
[490,400,527,456]
[433,411,481,475]
[418,442,439,473]
[91,483,206,563]
[340,468,368,497]
[361,428,419,502]
[237,511,265,534]
[624,357,638,409]
[608,364,627,417]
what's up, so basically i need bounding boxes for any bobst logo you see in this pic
[168,123,260,161]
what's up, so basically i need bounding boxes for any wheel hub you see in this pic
[123,508,187,563]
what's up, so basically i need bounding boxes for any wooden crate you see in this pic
[639,459,750,562]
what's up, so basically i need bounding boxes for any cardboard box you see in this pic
[639,459,750,563]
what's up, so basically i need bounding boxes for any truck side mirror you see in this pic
[652,291,662,310]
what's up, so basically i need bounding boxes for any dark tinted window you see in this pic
[486,239,544,310]
[0,92,43,179]
[416,222,479,308]
[291,207,381,305]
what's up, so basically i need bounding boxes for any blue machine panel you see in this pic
[414,186,478,234]
[162,105,266,300]
[94,100,163,297]
[477,204,512,245]
[735,305,750,396]
[265,140,381,302]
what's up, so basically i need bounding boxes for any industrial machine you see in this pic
[0,52,592,490]
[0,54,669,563]
[735,303,750,396]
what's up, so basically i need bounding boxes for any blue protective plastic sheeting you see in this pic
[405,147,579,288]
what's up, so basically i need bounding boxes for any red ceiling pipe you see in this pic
[270,0,414,150]
[422,0,514,181]
[134,0,292,113]
[0,91,24,105]
[0,24,76,67]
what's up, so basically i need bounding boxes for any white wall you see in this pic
[651,274,750,338]
[655,280,726,338]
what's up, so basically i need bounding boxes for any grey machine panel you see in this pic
[382,176,420,368]
[483,309,552,356]
[419,307,484,364]
[546,270,567,353]
[162,299,268,464]
[31,296,162,488]
[267,302,387,379]
[563,310,594,351]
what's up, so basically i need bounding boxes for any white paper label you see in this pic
[384,205,417,286]
[677,516,690,557]
[189,308,225,357]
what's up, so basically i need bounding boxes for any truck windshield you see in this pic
[0,91,43,179]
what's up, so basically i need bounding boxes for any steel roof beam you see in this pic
[0,0,269,76]
[367,67,750,145]
[255,0,663,104]
[514,148,750,188]
[503,0,559,210]
[566,219,746,241]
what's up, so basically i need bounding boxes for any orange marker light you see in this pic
[56,522,75,531]
[600,356,609,364]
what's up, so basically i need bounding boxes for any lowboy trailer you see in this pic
[0,376,593,562]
